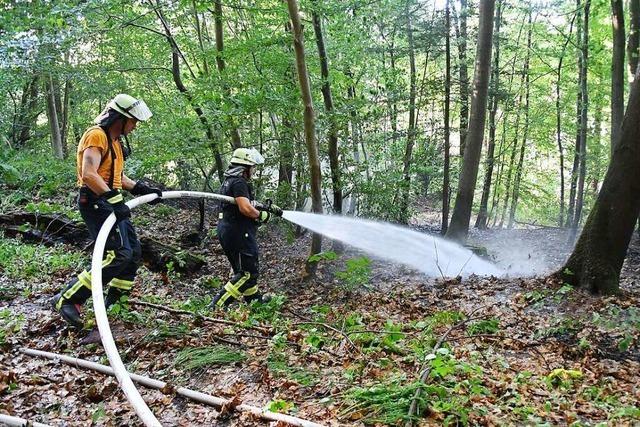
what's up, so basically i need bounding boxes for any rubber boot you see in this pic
[209,288,234,310]
[244,292,271,305]
[51,278,91,329]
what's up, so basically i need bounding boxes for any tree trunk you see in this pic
[611,0,625,154]
[475,0,501,229]
[570,0,591,241]
[287,0,323,268]
[400,0,418,224]
[453,0,469,157]
[442,0,451,235]
[311,4,342,215]
[45,75,64,159]
[508,10,533,229]
[559,67,640,294]
[567,0,583,228]
[60,78,71,159]
[445,0,495,243]
[628,0,640,76]
[556,14,576,227]
[14,75,39,147]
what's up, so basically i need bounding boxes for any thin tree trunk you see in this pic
[452,0,469,157]
[556,14,576,227]
[442,0,451,235]
[445,0,496,243]
[45,74,63,159]
[475,0,502,229]
[61,78,71,159]
[570,0,591,242]
[287,0,323,268]
[559,67,640,295]
[192,0,210,76]
[611,0,625,154]
[628,0,640,76]
[311,3,342,215]
[16,75,39,147]
[213,0,242,149]
[400,0,418,224]
[508,9,533,229]
[567,0,583,227]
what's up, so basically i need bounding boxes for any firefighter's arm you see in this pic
[121,174,137,191]
[236,197,260,219]
[81,147,110,195]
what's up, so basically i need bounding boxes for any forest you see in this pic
[1,0,639,425]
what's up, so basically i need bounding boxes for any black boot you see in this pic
[105,287,127,309]
[51,278,91,329]
[244,292,271,305]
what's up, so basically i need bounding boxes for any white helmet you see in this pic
[105,94,152,122]
[230,148,265,166]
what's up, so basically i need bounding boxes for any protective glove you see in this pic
[131,181,163,205]
[101,189,131,223]
[256,210,271,224]
[252,199,283,217]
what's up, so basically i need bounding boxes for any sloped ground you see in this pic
[1,204,639,426]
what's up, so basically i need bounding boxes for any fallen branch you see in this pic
[21,347,326,427]
[128,299,271,334]
[0,413,51,427]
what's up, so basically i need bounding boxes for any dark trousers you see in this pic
[214,220,260,305]
[59,188,141,305]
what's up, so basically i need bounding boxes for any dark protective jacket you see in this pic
[217,166,258,258]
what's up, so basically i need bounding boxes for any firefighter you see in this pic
[210,148,283,309]
[51,94,162,328]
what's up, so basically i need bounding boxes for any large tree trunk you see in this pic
[399,0,418,224]
[475,0,501,229]
[45,74,64,159]
[442,0,451,235]
[570,0,591,241]
[508,9,532,229]
[628,0,640,76]
[287,0,323,268]
[559,67,640,294]
[445,0,495,243]
[213,0,242,149]
[311,4,342,215]
[611,0,625,154]
[14,75,39,147]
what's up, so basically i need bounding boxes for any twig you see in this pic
[129,299,271,334]
[292,321,361,354]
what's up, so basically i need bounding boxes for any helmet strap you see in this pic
[121,117,132,160]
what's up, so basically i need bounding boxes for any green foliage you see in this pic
[266,399,295,414]
[247,294,286,323]
[267,354,318,386]
[174,346,245,371]
[336,256,371,291]
[0,236,85,280]
[307,250,338,263]
[467,318,500,335]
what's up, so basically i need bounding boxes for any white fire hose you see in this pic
[90,191,235,426]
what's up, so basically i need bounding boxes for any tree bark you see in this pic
[445,0,495,243]
[14,75,39,147]
[567,0,583,228]
[287,0,323,268]
[45,74,64,159]
[442,0,451,235]
[61,78,71,159]
[559,67,640,294]
[311,3,342,215]
[611,0,625,154]
[475,0,501,229]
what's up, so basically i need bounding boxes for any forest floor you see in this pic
[1,202,639,426]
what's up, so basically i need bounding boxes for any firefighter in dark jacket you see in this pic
[210,148,283,309]
[51,94,162,328]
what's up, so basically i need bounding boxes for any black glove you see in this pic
[131,181,163,205]
[256,210,271,224]
[101,189,131,223]
[252,199,283,217]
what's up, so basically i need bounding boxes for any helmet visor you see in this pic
[126,99,153,121]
